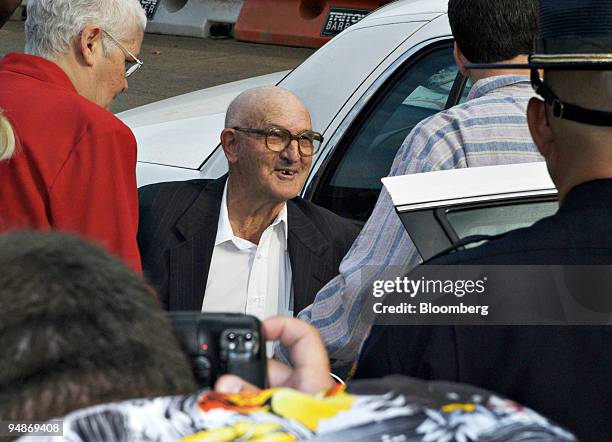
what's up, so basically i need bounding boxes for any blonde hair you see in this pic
[0,112,15,161]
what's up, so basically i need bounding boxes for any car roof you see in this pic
[360,0,447,24]
[383,162,557,210]
[118,71,289,129]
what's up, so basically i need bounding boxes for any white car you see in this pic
[118,0,469,223]
[383,162,558,260]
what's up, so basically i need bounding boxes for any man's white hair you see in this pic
[25,0,147,59]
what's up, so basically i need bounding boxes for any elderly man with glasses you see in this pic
[0,0,146,272]
[138,86,359,319]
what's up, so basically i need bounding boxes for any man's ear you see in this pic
[78,25,103,67]
[221,128,240,164]
[453,43,469,78]
[527,97,554,159]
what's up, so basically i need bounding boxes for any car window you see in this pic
[312,44,471,222]
[445,200,558,247]
[279,21,427,137]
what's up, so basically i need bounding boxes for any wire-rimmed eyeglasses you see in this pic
[101,29,143,78]
[233,125,324,157]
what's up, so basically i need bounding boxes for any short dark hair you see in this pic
[448,0,538,63]
[0,232,196,421]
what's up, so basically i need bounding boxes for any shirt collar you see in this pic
[467,74,531,101]
[272,202,289,251]
[559,179,612,213]
[0,53,78,94]
[215,180,289,250]
[215,180,235,246]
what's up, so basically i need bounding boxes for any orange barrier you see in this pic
[234,0,393,48]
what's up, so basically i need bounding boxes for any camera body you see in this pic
[168,312,267,389]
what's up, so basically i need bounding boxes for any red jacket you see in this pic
[0,53,141,273]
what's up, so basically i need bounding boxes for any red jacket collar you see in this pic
[0,52,77,93]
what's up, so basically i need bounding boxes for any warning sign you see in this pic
[321,8,371,37]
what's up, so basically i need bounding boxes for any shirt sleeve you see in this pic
[295,114,465,376]
[48,122,142,274]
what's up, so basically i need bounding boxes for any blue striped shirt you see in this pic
[295,75,543,375]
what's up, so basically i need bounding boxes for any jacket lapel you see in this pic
[168,176,227,310]
[287,201,331,314]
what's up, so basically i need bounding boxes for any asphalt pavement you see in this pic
[0,20,315,113]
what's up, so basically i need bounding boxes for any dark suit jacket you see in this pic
[138,176,360,314]
[355,179,612,441]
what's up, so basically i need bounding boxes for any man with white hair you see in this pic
[0,0,146,272]
[138,86,359,318]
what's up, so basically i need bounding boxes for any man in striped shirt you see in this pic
[296,0,543,376]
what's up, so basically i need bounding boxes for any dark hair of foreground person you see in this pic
[0,232,196,421]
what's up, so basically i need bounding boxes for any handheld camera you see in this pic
[168,312,267,389]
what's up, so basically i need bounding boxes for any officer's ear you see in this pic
[528,97,554,159]
[221,128,240,164]
[78,25,103,67]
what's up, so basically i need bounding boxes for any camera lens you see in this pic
[228,332,236,341]
[245,333,253,341]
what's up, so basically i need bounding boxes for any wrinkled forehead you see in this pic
[246,95,312,130]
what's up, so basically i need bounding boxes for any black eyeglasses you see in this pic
[233,126,323,156]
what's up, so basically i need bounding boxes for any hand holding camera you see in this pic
[215,316,335,395]
[170,313,334,394]
[169,312,267,389]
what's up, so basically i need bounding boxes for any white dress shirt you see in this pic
[202,181,293,320]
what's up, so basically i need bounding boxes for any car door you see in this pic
[382,163,558,260]
[399,197,559,261]
[304,40,471,223]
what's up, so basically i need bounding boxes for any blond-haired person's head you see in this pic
[0,112,15,161]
